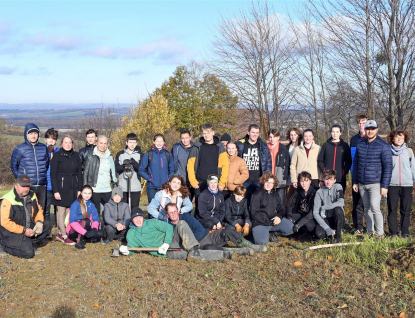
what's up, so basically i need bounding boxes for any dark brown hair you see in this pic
[268,129,280,137]
[387,130,410,145]
[234,186,247,196]
[78,185,93,219]
[323,169,336,180]
[286,128,303,144]
[259,171,279,188]
[160,175,190,198]
[297,171,312,182]
[355,113,368,123]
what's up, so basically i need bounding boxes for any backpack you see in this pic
[148,149,170,166]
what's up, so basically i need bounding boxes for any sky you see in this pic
[0,0,303,104]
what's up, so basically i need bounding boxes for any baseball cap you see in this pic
[16,175,31,186]
[365,120,378,129]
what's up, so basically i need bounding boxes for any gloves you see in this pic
[325,228,336,237]
[85,229,97,239]
[119,245,130,256]
[33,221,43,236]
[293,224,300,233]
[243,223,250,236]
[158,243,169,255]
[157,213,168,222]
[235,224,243,232]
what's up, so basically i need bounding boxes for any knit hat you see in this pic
[220,133,231,142]
[131,207,145,219]
[112,186,123,198]
[207,174,219,183]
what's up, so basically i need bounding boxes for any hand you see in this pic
[193,183,200,189]
[381,188,388,196]
[33,221,43,236]
[293,224,300,233]
[325,228,336,237]
[218,186,224,191]
[273,217,281,225]
[119,245,129,256]
[292,182,298,189]
[116,223,124,231]
[54,192,61,200]
[352,184,359,193]
[235,224,243,232]
[243,223,250,236]
[158,243,170,255]
[25,228,34,237]
[216,222,222,229]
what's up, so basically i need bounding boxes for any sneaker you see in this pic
[402,234,410,239]
[354,230,364,236]
[102,238,112,245]
[56,233,65,243]
[64,237,76,245]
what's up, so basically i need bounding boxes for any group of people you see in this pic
[0,114,413,259]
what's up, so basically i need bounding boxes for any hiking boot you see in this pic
[354,229,364,236]
[223,250,238,260]
[223,247,254,256]
[331,238,343,244]
[102,238,112,245]
[237,237,267,253]
[55,233,65,243]
[75,237,86,250]
[188,246,201,257]
[269,233,281,243]
[64,237,76,245]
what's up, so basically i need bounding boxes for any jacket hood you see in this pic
[178,140,194,149]
[93,146,111,158]
[198,135,220,145]
[299,140,317,149]
[24,123,40,145]
[124,145,142,153]
[326,138,346,146]
[151,145,167,153]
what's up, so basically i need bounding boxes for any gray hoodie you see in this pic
[390,148,415,187]
[103,198,131,228]
[313,183,344,230]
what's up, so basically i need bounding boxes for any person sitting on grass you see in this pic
[196,174,225,230]
[147,175,193,221]
[313,169,345,243]
[285,171,318,237]
[66,185,104,250]
[119,207,173,257]
[102,186,131,245]
[224,186,251,236]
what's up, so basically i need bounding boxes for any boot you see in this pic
[223,250,238,260]
[223,247,254,256]
[236,237,267,253]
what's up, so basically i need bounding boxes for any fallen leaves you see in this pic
[327,255,332,260]
[337,304,348,309]
[294,261,303,266]
[92,302,99,308]
[399,312,406,318]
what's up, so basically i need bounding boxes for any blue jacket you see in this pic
[69,199,100,224]
[10,123,49,186]
[350,133,366,174]
[139,146,174,190]
[352,135,393,188]
[46,148,60,191]
[237,135,272,175]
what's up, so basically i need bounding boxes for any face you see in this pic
[62,137,73,151]
[393,134,405,147]
[208,179,218,191]
[169,177,182,192]
[86,133,97,145]
[154,137,165,149]
[234,194,245,202]
[221,141,228,148]
[97,137,108,153]
[330,127,341,141]
[299,178,311,191]
[166,207,180,224]
[365,127,378,140]
[113,194,122,203]
[126,139,137,151]
[15,183,30,197]
[263,178,275,191]
[268,133,280,145]
[81,188,93,201]
[45,137,57,146]
[248,128,260,143]
[324,177,336,188]
[303,131,314,145]
[357,119,368,133]
[181,133,191,147]
[132,216,144,228]
[290,131,299,143]
[227,143,237,156]
[27,132,38,144]
[202,129,214,143]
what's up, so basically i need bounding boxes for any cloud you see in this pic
[28,33,83,51]
[127,69,143,76]
[0,66,16,75]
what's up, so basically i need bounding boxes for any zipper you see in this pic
[333,143,337,171]
[399,155,401,186]
[62,176,64,188]
[33,145,39,185]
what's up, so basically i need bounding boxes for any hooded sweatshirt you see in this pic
[313,183,344,230]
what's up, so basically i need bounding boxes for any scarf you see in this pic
[391,143,407,156]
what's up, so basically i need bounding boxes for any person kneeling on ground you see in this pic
[165,203,266,257]
[250,171,294,245]
[102,186,131,245]
[197,174,225,230]
[313,169,345,243]
[0,175,50,258]
[224,186,251,236]
[66,185,104,249]
[285,171,318,237]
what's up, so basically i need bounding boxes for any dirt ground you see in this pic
[0,237,414,318]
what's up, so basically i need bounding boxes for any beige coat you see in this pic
[290,141,321,182]
[226,154,249,191]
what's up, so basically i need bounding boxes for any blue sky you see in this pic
[0,0,302,104]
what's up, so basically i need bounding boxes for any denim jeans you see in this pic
[252,218,294,244]
[243,181,260,207]
[359,183,384,235]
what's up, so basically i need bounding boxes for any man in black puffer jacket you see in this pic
[79,129,97,171]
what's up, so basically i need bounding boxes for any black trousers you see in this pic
[31,185,46,212]
[291,213,316,233]
[352,189,364,231]
[314,207,345,239]
[68,218,103,243]
[91,192,111,217]
[104,225,127,241]
[194,181,208,218]
[122,191,141,209]
[199,227,242,248]
[387,186,413,236]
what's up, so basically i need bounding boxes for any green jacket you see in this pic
[126,219,173,257]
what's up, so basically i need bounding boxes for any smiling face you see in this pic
[303,131,314,145]
[81,188,93,201]
[97,137,108,154]
[227,143,237,156]
[62,137,73,151]
[248,128,260,143]
[263,178,275,192]
[86,133,97,145]
[154,136,165,150]
[181,133,191,147]
[169,177,182,192]
[202,128,214,143]
[268,133,280,146]
[393,134,405,147]
[45,137,57,146]
[365,127,378,141]
[330,127,341,142]
[166,205,180,224]
[208,179,218,192]
[290,130,299,143]
[132,216,144,228]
